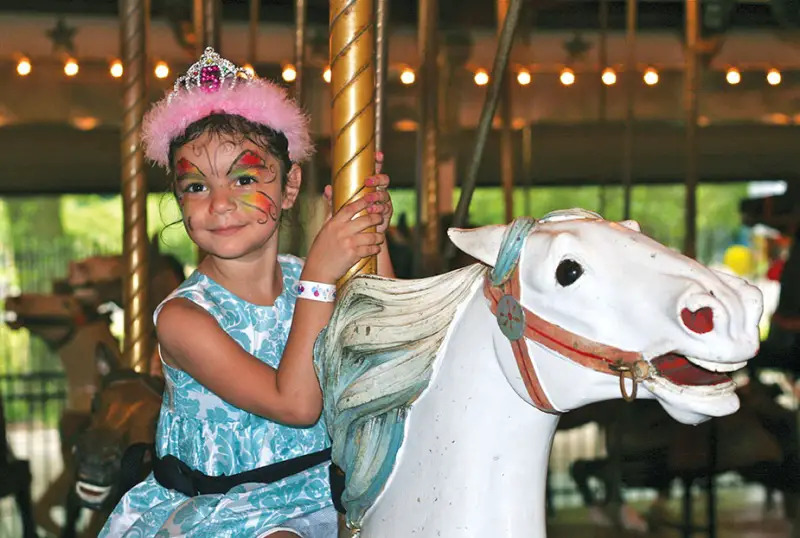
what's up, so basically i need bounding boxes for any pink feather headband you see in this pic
[142,47,313,169]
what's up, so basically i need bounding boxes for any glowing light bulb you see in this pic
[767,68,781,86]
[154,61,169,79]
[16,58,31,76]
[64,59,79,77]
[282,64,297,82]
[110,60,123,78]
[243,63,256,77]
[559,68,575,86]
[400,68,416,85]
[323,66,331,83]
[725,67,740,85]
[601,68,616,86]
[643,67,659,86]
[516,69,532,86]
[474,69,489,86]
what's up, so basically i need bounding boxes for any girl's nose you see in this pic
[210,190,236,214]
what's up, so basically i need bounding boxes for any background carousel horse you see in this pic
[2,238,183,536]
[568,376,796,531]
[315,209,763,538]
[4,292,120,537]
[62,343,163,538]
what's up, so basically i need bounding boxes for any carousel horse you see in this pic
[4,292,121,537]
[3,240,183,536]
[568,377,795,530]
[315,209,763,537]
[63,343,163,538]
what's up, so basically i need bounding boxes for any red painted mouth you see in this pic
[651,353,731,387]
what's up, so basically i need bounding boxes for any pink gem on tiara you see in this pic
[168,47,252,103]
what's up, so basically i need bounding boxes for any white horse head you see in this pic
[316,209,763,537]
[448,209,762,425]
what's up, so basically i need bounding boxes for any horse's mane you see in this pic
[315,263,488,526]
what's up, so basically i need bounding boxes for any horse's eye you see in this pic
[556,259,583,287]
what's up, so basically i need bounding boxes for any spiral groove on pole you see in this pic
[330,0,377,286]
[120,0,150,372]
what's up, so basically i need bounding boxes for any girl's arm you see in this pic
[158,196,385,426]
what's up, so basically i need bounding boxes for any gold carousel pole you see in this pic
[375,0,390,155]
[419,0,440,275]
[684,0,699,258]
[120,0,150,372]
[622,0,636,220]
[330,0,377,285]
[497,0,514,224]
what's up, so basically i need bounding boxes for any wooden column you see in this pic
[497,0,514,223]
[622,0,636,220]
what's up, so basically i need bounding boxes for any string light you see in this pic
[282,64,297,82]
[322,66,331,83]
[64,58,79,77]
[110,60,123,78]
[767,68,781,86]
[154,61,169,79]
[16,58,31,76]
[601,67,616,86]
[400,68,416,85]
[243,63,256,77]
[725,67,740,85]
[516,69,532,86]
[559,68,575,86]
[643,67,659,86]
[474,69,489,86]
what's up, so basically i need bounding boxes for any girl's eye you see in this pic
[236,175,258,186]
[183,183,206,193]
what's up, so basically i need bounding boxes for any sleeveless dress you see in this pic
[100,254,336,538]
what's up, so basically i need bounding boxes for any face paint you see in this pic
[239,191,278,224]
[176,158,203,178]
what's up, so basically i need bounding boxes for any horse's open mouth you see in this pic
[650,353,745,387]
[75,480,112,506]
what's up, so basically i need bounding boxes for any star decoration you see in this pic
[563,33,592,61]
[46,17,77,54]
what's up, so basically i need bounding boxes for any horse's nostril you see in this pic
[681,307,714,334]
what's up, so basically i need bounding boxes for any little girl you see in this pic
[100,48,394,537]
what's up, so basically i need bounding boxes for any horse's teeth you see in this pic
[75,481,111,503]
[686,356,746,373]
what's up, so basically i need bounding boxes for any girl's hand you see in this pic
[365,152,393,234]
[304,196,385,284]
[322,152,393,233]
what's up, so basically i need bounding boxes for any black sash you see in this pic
[153,447,331,497]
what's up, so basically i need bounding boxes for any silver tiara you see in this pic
[168,47,253,102]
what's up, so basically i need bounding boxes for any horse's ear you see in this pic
[618,220,641,232]
[447,224,507,267]
[95,342,121,379]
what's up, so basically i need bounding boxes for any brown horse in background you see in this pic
[62,343,163,538]
[3,237,183,537]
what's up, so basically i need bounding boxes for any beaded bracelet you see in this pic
[295,280,337,303]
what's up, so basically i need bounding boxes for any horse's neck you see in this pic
[60,321,119,412]
[363,291,560,538]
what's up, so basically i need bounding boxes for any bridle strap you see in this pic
[484,266,652,412]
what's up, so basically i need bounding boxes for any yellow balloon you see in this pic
[723,245,753,276]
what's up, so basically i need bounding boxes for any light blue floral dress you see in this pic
[100,254,336,537]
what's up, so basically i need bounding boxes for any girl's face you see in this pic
[172,131,298,260]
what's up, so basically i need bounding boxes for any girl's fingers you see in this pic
[334,196,371,221]
[365,174,390,189]
[346,213,383,233]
